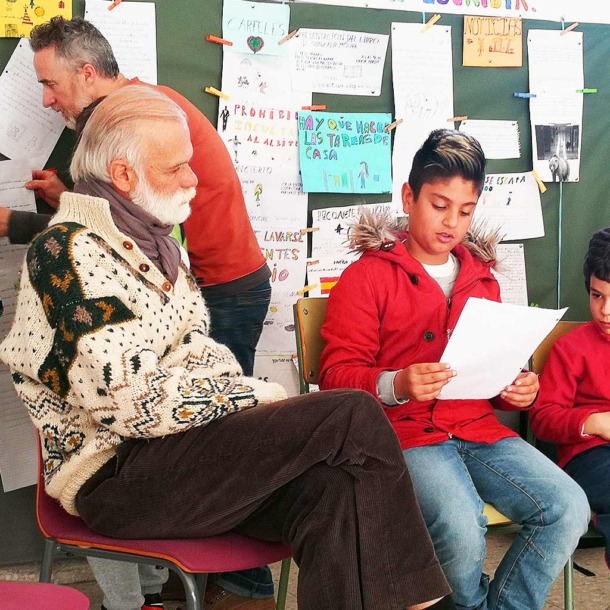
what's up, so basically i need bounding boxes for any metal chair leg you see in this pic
[175,570,202,610]
[275,558,291,610]
[564,555,574,610]
[39,539,56,583]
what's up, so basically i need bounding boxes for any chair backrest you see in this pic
[293,297,328,393]
[531,320,586,375]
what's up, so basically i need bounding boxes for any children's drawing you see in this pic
[247,36,264,54]
[298,111,392,194]
[220,105,230,131]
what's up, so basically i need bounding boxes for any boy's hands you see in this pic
[394,363,456,402]
[583,413,610,441]
[500,371,539,408]
[25,170,67,209]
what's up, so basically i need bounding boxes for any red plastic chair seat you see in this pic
[0,581,90,610]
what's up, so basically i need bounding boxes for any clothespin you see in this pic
[384,118,403,133]
[108,0,123,10]
[300,227,320,235]
[513,92,536,98]
[448,116,468,123]
[301,105,326,111]
[421,14,441,33]
[560,22,579,35]
[204,86,229,100]
[306,259,319,266]
[206,35,233,47]
[296,284,318,295]
[279,29,298,45]
[577,88,597,94]
[532,170,547,194]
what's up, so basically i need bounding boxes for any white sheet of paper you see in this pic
[0,40,66,168]
[475,172,544,241]
[493,244,528,307]
[459,120,521,159]
[390,23,454,211]
[85,0,157,84]
[438,298,567,400]
[289,28,389,96]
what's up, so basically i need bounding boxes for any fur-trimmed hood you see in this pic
[348,208,503,267]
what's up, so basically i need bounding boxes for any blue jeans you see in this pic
[204,279,274,598]
[565,444,610,566]
[204,280,271,378]
[403,437,589,610]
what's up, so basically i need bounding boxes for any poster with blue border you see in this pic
[298,111,392,193]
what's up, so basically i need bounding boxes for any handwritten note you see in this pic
[459,120,521,159]
[493,244,528,306]
[290,28,389,96]
[0,40,66,167]
[463,16,522,67]
[85,0,157,84]
[298,112,392,193]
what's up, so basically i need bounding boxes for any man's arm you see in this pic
[0,207,51,244]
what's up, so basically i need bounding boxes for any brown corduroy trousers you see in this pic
[76,389,450,609]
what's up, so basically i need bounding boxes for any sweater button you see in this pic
[424,331,435,342]
[162,281,172,292]
[424,427,434,433]
[139,263,150,272]
[123,240,134,250]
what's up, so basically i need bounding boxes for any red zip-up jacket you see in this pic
[319,216,519,450]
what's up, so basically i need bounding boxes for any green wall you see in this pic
[2,0,610,319]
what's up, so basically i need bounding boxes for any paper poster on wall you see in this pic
[223,0,289,57]
[289,28,389,96]
[391,22,454,211]
[463,16,522,67]
[218,97,301,167]
[493,244,528,307]
[459,120,521,159]
[221,52,310,105]
[257,287,300,353]
[253,354,300,397]
[85,1,157,85]
[475,172,544,241]
[238,165,307,227]
[311,202,395,258]
[306,255,355,297]
[528,30,583,183]
[298,112,392,194]
[1,0,71,38]
[0,40,66,167]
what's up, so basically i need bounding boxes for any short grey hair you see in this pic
[70,85,188,183]
[30,16,119,78]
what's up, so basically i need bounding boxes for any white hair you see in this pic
[70,85,188,183]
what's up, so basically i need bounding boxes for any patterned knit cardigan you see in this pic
[0,193,287,515]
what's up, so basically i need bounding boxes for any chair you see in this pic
[36,442,292,610]
[293,296,575,609]
[0,581,90,610]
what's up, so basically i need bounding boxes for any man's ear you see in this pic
[81,63,97,87]
[402,183,415,215]
[109,159,137,196]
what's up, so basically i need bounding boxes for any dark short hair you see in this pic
[30,16,119,79]
[583,227,610,292]
[408,129,486,199]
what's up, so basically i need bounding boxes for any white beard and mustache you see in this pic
[131,175,196,226]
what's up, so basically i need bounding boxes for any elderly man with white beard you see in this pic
[0,85,455,610]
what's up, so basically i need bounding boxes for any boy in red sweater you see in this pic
[530,227,610,567]
[319,129,590,610]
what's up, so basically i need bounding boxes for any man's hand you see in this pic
[25,170,67,209]
[0,206,11,238]
[583,413,610,441]
[394,363,456,402]
[500,371,539,409]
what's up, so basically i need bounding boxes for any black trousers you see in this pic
[76,389,450,609]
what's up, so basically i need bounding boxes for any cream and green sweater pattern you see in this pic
[0,193,287,515]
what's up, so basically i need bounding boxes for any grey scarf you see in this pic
[74,179,180,284]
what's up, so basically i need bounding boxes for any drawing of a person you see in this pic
[220,105,230,131]
[229,135,241,164]
[358,161,369,189]
[254,183,263,204]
